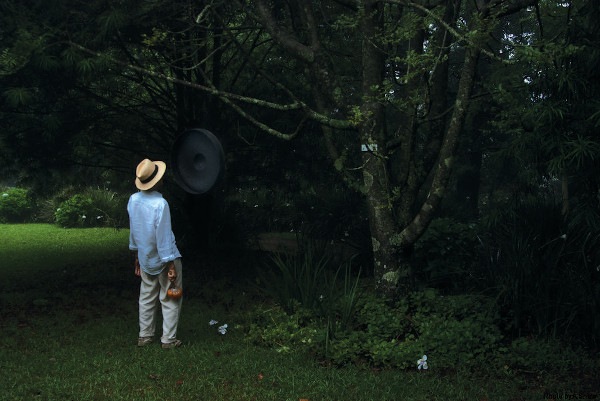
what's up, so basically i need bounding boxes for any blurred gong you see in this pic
[171,128,225,194]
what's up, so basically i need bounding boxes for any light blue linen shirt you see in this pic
[127,191,182,275]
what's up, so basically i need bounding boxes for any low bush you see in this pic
[246,304,321,354]
[247,288,598,374]
[55,194,94,227]
[326,290,503,369]
[83,187,129,228]
[0,187,35,223]
[246,288,505,371]
[51,187,128,228]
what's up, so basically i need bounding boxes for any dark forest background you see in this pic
[1,0,599,349]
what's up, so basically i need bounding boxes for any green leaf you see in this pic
[3,87,34,107]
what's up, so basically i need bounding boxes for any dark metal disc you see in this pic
[171,128,225,194]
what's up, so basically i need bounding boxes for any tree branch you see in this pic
[396,46,481,246]
[67,41,353,132]
[384,0,534,64]
[253,0,316,63]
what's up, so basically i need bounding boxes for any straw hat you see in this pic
[135,159,166,190]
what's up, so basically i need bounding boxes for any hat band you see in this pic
[140,165,159,184]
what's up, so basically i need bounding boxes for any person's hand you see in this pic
[167,262,177,282]
[134,258,141,277]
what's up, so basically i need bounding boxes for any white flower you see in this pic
[209,319,218,326]
[2,193,8,197]
[81,215,87,219]
[96,215,103,219]
[417,355,428,370]
[218,324,228,335]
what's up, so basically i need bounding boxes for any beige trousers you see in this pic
[138,258,182,344]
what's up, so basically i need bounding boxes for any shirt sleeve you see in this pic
[155,200,178,263]
[127,196,138,251]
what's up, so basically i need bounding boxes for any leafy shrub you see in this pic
[55,194,94,227]
[0,187,35,223]
[408,290,503,368]
[322,293,416,367]
[48,187,128,228]
[246,304,321,354]
[246,288,504,370]
[83,187,128,228]
[326,290,503,369]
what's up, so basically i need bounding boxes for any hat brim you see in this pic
[171,128,225,194]
[135,161,166,190]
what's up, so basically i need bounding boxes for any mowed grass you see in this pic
[0,223,131,281]
[0,224,594,400]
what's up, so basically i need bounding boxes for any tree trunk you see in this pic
[396,47,481,248]
[359,1,401,294]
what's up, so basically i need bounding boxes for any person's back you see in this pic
[128,191,178,275]
[128,159,183,349]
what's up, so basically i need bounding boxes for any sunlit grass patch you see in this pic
[1,223,129,270]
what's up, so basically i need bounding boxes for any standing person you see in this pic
[128,158,183,349]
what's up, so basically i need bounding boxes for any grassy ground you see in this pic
[0,224,597,400]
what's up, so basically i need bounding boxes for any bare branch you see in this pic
[68,41,353,135]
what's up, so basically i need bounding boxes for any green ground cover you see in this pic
[0,224,597,400]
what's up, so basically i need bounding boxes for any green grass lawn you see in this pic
[0,224,597,400]
[0,223,130,281]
